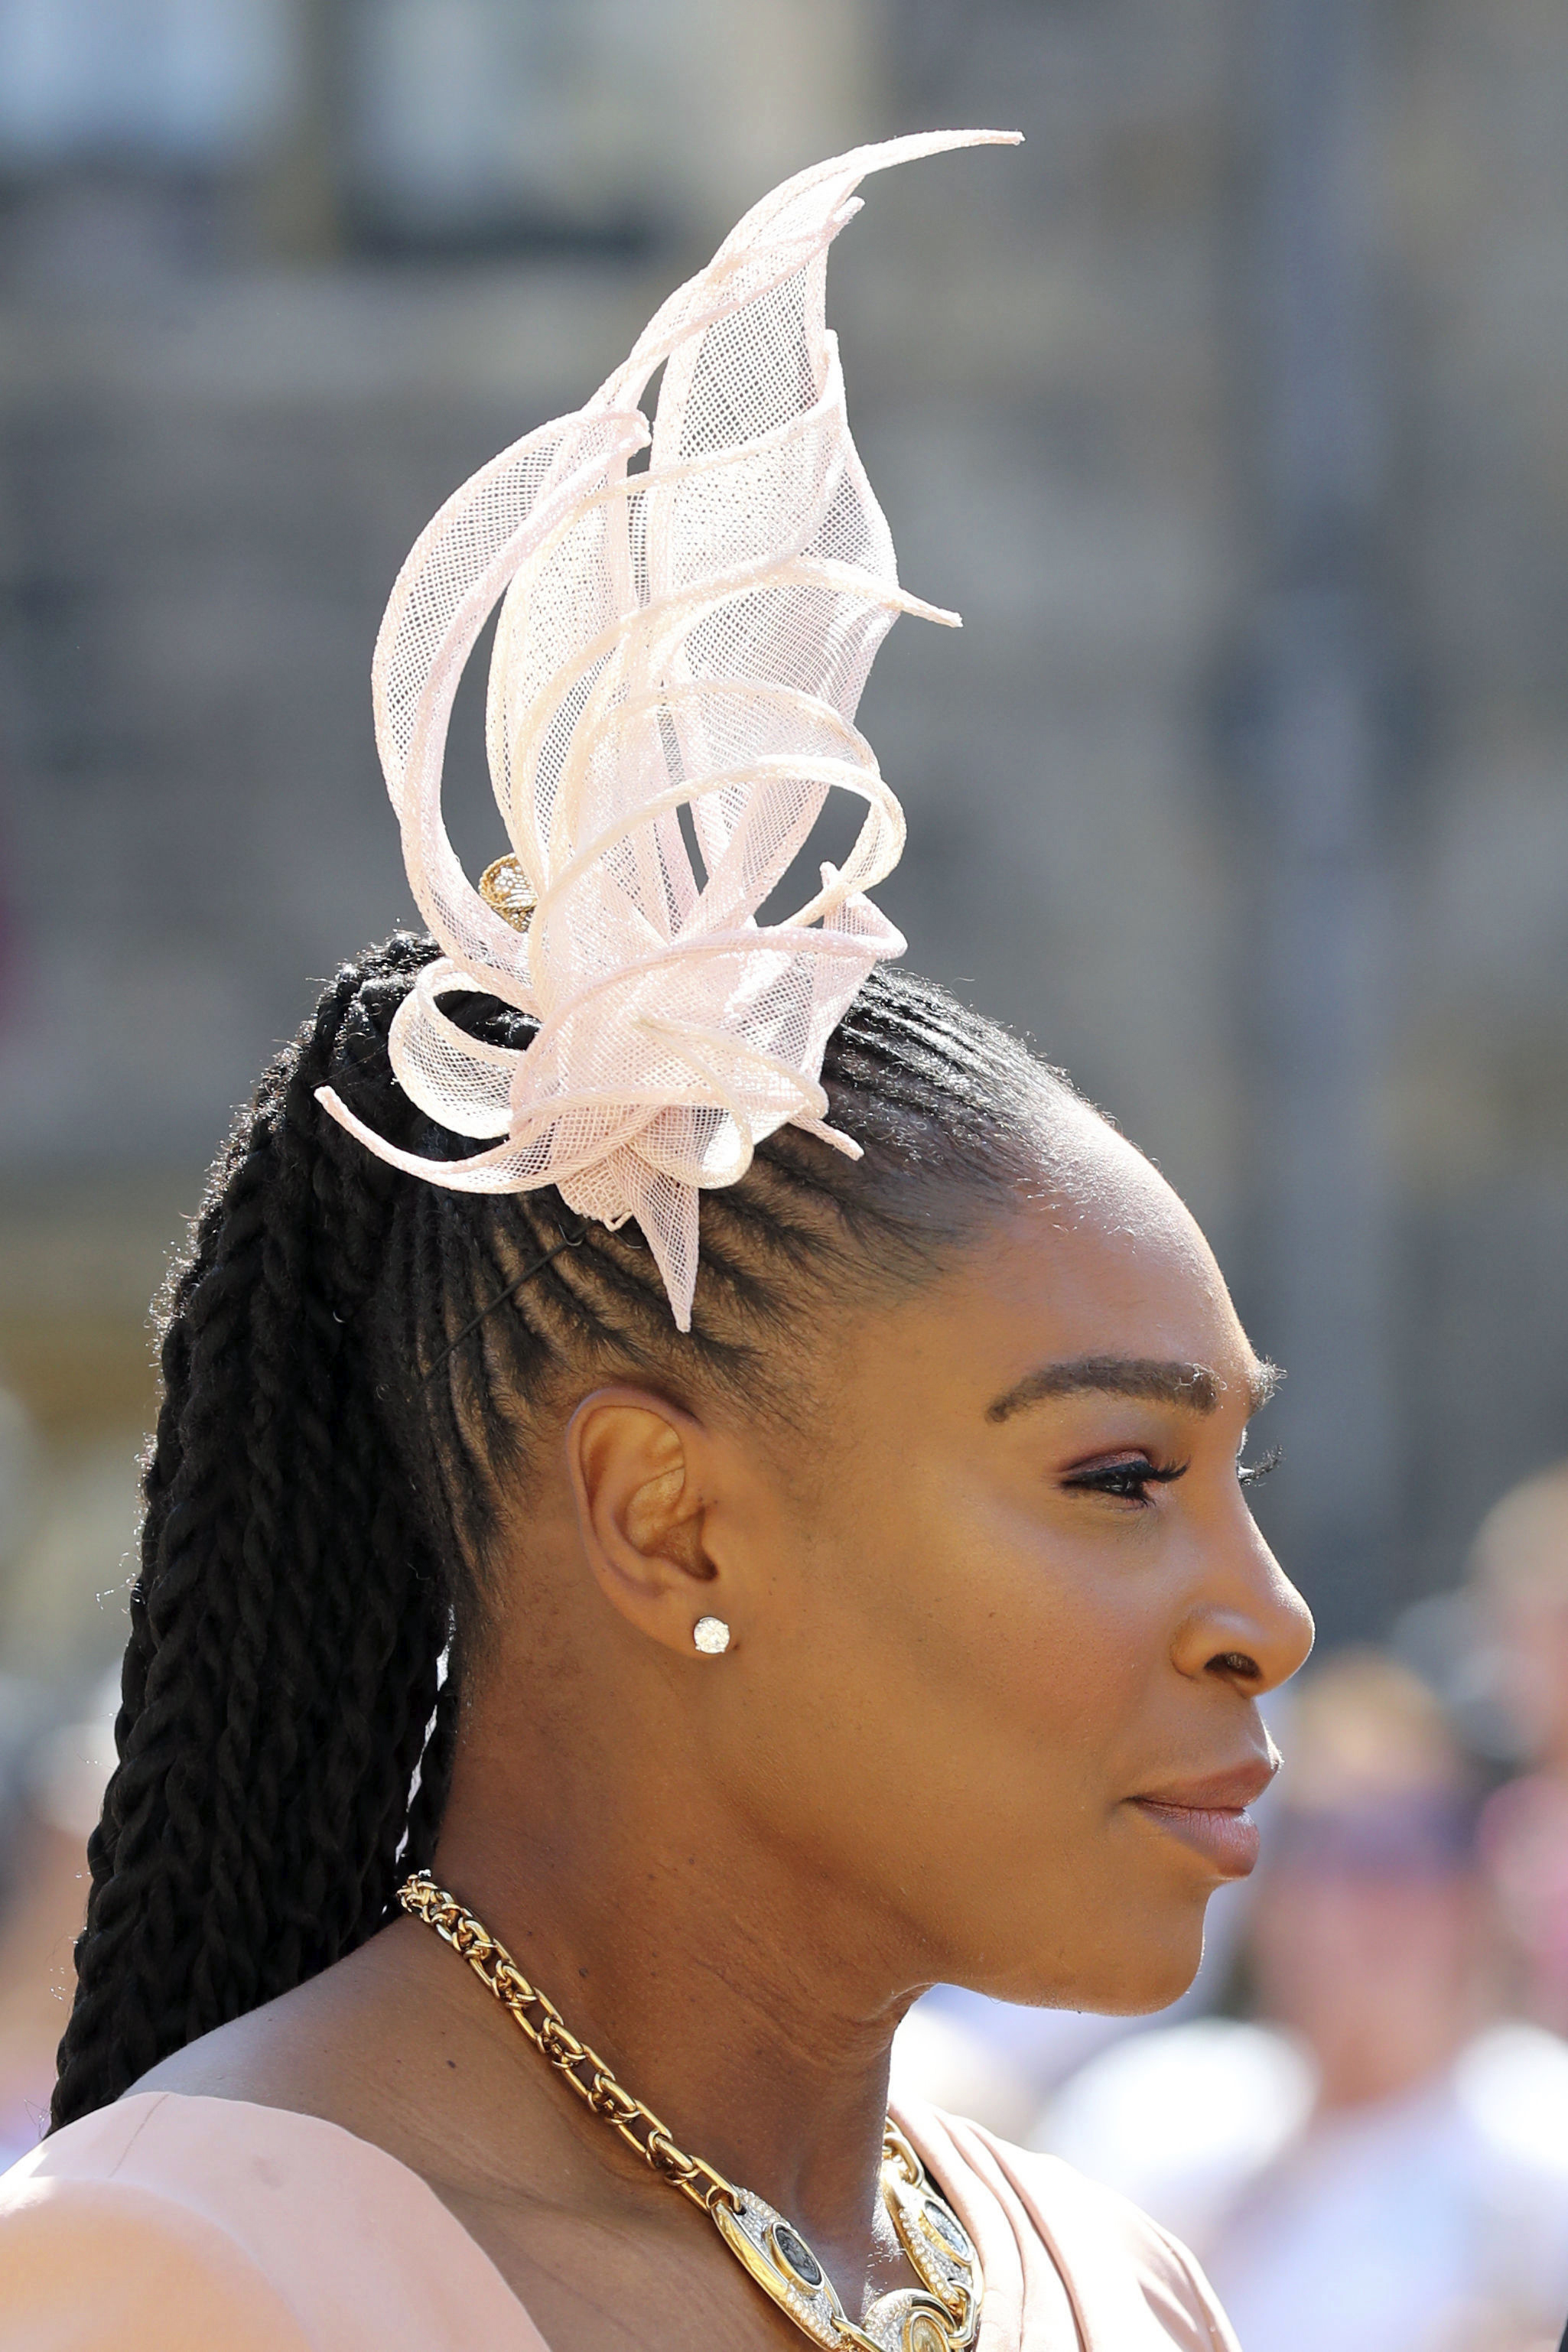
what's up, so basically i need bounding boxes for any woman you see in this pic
[1,134,1310,2350]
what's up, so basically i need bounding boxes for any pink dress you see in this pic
[0,2090,1238,2351]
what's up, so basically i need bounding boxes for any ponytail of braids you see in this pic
[51,935,456,2128]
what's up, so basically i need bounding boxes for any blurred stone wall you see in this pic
[0,0,1565,1663]
[1383,0,1568,1605]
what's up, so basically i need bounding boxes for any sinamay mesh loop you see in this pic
[317,130,1020,1329]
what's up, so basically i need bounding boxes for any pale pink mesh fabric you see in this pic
[317,130,1020,1329]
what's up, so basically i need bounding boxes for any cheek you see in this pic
[894,1472,1166,1750]
[839,1469,1144,1747]
[723,1462,1166,1887]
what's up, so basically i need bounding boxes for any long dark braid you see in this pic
[52,935,1068,2129]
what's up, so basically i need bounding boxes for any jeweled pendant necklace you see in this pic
[399,1874,982,2352]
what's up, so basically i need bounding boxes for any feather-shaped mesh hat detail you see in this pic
[317,129,1020,1330]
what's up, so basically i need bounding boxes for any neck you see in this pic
[430,1696,922,2278]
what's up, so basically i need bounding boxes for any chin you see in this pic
[1105,1950,1205,2015]
[1101,1908,1212,2015]
[964,1903,1209,2017]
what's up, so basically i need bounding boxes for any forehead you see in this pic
[874,1114,1257,1409]
[978,1187,1244,1375]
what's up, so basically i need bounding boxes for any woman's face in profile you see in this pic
[678,1105,1313,2019]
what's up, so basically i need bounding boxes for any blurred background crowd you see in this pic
[0,3,1566,2347]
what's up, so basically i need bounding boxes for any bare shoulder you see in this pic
[128,1917,577,2214]
[134,1937,379,2107]
[130,1919,461,2142]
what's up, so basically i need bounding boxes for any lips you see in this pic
[1126,1755,1277,1878]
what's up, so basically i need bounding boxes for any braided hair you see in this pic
[51,934,1066,2129]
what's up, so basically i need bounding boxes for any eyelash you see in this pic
[1062,1443,1283,1506]
[1062,1456,1189,1506]
[1238,1445,1282,1489]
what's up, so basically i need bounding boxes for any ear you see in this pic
[566,1387,730,1657]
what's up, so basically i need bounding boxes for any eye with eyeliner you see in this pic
[1060,1455,1189,1506]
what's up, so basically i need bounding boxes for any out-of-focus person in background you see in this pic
[1040,1651,1568,2352]
[1473,1463,1568,2038]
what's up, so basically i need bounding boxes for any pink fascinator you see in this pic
[317,129,1020,1330]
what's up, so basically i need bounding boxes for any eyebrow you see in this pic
[986,1355,1282,1425]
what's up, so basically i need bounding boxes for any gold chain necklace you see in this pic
[399,1873,982,2352]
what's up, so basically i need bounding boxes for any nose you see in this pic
[1173,1520,1315,1696]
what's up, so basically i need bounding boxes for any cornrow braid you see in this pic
[52,935,1069,2129]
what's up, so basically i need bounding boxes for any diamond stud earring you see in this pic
[693,1615,731,1655]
